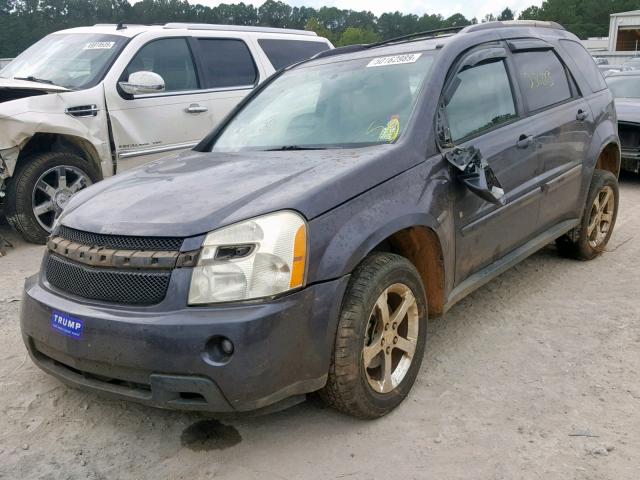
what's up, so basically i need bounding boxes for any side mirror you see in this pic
[445,146,505,206]
[119,71,165,96]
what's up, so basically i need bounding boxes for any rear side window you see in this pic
[560,40,608,92]
[512,50,572,111]
[445,60,517,142]
[196,39,257,89]
[258,39,330,70]
[125,38,198,92]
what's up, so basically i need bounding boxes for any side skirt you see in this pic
[443,219,579,313]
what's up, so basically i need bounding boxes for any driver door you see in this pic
[442,49,545,283]
[105,37,214,171]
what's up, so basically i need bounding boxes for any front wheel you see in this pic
[5,152,99,244]
[556,169,619,260]
[319,253,428,418]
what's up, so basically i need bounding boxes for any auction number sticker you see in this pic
[84,41,115,50]
[367,53,422,68]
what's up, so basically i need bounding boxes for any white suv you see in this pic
[0,23,332,243]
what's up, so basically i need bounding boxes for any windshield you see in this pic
[212,51,435,152]
[606,76,640,98]
[1,33,127,90]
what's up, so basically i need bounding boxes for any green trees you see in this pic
[0,0,633,58]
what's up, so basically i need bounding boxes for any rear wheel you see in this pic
[319,253,428,418]
[5,152,99,244]
[556,169,619,260]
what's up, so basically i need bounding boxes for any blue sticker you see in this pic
[51,311,84,339]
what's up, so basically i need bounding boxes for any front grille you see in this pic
[46,254,171,305]
[57,226,183,251]
[618,122,640,151]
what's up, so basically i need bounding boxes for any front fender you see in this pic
[307,158,455,294]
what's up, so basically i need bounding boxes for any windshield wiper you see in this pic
[14,76,56,86]
[265,145,328,151]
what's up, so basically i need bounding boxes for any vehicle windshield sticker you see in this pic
[84,41,115,50]
[51,311,84,339]
[367,53,422,68]
[378,115,401,143]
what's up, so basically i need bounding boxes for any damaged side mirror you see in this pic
[445,146,505,206]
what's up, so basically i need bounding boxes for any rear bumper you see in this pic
[21,274,348,413]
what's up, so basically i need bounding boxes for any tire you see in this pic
[556,169,619,260]
[319,252,428,419]
[5,151,100,244]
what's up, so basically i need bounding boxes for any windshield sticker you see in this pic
[367,54,422,68]
[84,41,115,50]
[378,115,401,143]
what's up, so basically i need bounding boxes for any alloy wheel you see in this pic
[363,283,419,394]
[31,165,92,232]
[587,185,615,249]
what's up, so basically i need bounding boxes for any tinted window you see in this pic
[125,38,198,92]
[560,40,607,92]
[445,60,517,142]
[196,39,257,88]
[258,39,330,70]
[513,50,572,111]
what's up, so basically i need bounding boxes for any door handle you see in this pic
[516,134,534,149]
[185,104,208,114]
[576,109,588,121]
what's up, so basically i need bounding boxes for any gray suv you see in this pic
[20,21,620,418]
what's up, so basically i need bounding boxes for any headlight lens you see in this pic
[188,211,307,304]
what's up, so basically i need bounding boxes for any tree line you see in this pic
[0,0,638,58]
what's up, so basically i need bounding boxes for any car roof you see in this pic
[606,70,640,77]
[52,23,320,39]
[301,20,578,68]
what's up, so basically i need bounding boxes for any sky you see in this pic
[191,0,544,22]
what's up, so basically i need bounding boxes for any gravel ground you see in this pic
[1,174,639,480]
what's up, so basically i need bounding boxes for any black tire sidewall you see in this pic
[577,170,619,259]
[329,253,428,418]
[5,151,101,244]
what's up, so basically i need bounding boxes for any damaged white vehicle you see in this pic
[0,23,331,243]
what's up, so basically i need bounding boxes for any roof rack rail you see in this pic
[312,44,369,60]
[163,23,317,36]
[368,26,466,48]
[465,20,565,32]
[312,26,465,61]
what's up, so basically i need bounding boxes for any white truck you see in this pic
[0,23,331,243]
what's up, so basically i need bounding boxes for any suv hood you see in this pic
[614,98,640,123]
[0,77,69,104]
[60,146,416,238]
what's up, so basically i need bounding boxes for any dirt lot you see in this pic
[1,175,639,480]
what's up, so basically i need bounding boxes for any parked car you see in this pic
[622,57,640,70]
[21,21,620,419]
[0,23,332,243]
[606,70,640,173]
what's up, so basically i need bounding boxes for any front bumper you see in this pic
[621,150,640,173]
[21,274,348,413]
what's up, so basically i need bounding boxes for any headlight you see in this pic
[188,211,307,305]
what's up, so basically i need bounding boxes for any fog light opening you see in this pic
[202,336,234,366]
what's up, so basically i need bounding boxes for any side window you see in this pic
[258,39,330,70]
[560,40,608,93]
[512,50,572,112]
[445,60,517,142]
[124,38,198,92]
[196,39,257,89]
